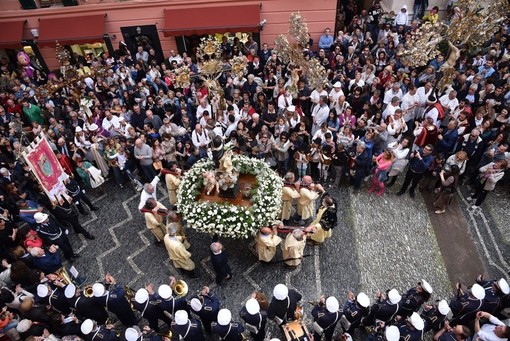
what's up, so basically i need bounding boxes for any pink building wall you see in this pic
[0,0,335,69]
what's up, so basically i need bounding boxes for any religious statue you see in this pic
[210,136,239,198]
[203,171,219,196]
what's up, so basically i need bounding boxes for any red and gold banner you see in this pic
[22,135,70,205]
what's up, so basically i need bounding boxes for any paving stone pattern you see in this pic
[62,176,510,340]
[349,188,452,302]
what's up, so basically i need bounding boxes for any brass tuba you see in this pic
[83,285,94,298]
[172,280,189,298]
[55,267,73,285]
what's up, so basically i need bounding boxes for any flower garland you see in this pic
[177,155,283,239]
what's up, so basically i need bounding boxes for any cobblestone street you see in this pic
[65,177,510,340]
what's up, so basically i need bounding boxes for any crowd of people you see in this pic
[0,0,510,339]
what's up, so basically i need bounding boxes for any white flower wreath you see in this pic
[177,155,283,239]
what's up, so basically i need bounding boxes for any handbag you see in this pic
[377,169,389,182]
[312,321,324,334]
[312,312,339,335]
[88,166,105,188]
[153,160,163,170]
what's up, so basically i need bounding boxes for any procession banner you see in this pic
[22,134,70,204]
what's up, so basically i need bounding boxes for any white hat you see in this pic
[64,283,76,299]
[385,325,400,341]
[75,126,83,133]
[421,279,433,294]
[80,319,94,335]
[286,105,296,112]
[438,300,450,315]
[498,278,510,294]
[470,283,486,300]
[124,327,140,341]
[269,339,281,341]
[88,123,99,132]
[409,312,424,331]
[37,284,49,298]
[388,289,401,304]
[34,212,49,224]
[175,310,188,325]
[16,319,32,333]
[333,81,342,88]
[134,288,149,304]
[118,116,125,122]
[273,284,288,300]
[326,296,340,313]
[217,308,232,326]
[357,292,370,308]
[190,297,203,312]
[158,284,172,300]
[246,298,260,315]
[92,283,105,297]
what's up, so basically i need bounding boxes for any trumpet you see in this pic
[83,285,94,298]
[172,280,189,298]
[157,330,173,339]
[308,300,323,306]
[105,318,121,337]
[294,304,304,320]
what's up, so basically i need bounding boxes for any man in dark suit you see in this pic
[267,284,302,325]
[209,237,232,285]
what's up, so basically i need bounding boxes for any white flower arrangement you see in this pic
[177,155,283,239]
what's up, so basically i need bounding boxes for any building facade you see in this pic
[0,0,448,71]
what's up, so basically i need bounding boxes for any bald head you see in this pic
[302,175,313,186]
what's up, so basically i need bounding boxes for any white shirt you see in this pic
[277,94,293,111]
[310,89,328,105]
[401,92,420,122]
[416,87,433,106]
[102,116,120,135]
[477,315,507,341]
[328,88,344,109]
[383,88,403,105]
[312,104,330,126]
[382,103,400,120]
[424,105,440,127]
[138,176,160,210]
[196,104,212,120]
[439,95,459,113]
[191,129,210,148]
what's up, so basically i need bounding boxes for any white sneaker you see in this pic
[466,196,473,201]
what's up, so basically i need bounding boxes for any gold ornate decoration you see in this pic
[274,13,327,95]
[402,0,510,90]
[199,36,222,57]
[230,56,247,77]
[174,66,191,89]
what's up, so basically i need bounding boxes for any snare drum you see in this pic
[283,320,311,341]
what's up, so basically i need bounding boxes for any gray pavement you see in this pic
[62,174,510,340]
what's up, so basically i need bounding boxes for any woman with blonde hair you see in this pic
[368,149,395,196]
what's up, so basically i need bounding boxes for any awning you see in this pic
[38,14,106,47]
[164,4,260,36]
[0,20,25,49]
